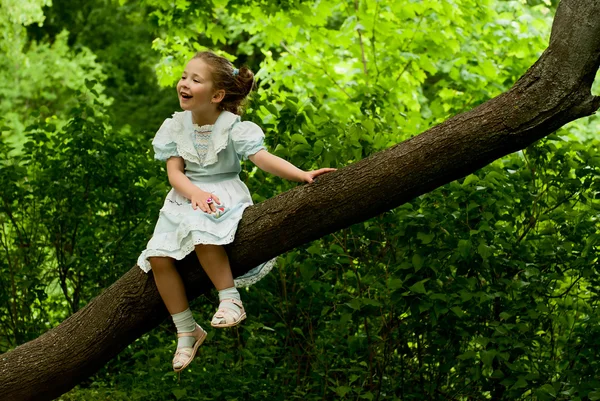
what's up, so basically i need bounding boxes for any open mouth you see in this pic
[180,93,193,99]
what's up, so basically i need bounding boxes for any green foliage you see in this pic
[25,0,179,134]
[0,0,51,26]
[0,90,163,348]
[58,132,600,401]
[0,0,108,149]
[2,0,600,400]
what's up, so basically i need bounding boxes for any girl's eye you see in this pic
[193,80,200,83]
[180,76,186,80]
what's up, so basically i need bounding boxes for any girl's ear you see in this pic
[212,89,225,104]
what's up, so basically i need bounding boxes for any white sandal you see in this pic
[211,298,246,328]
[172,324,207,372]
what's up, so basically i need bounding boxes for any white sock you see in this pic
[218,287,242,316]
[171,308,197,348]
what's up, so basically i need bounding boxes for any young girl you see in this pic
[137,51,335,372]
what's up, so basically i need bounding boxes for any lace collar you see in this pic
[171,110,240,167]
[193,123,214,133]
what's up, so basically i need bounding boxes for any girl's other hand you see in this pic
[303,168,337,184]
[190,189,221,213]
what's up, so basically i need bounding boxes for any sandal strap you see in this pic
[174,348,192,359]
[177,324,206,338]
[219,298,243,308]
[172,326,208,371]
[214,308,235,318]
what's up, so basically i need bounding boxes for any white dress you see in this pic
[137,110,276,287]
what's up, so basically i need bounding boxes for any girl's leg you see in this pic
[193,244,233,290]
[149,256,207,371]
[149,256,189,314]
[194,244,246,327]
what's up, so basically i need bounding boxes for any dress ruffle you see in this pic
[231,121,267,160]
[152,111,238,167]
[152,111,267,165]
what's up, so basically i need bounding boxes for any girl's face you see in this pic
[177,58,220,114]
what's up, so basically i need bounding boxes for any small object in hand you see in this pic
[213,206,226,219]
[206,197,213,205]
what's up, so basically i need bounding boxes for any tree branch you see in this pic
[354,0,369,76]
[1,1,599,400]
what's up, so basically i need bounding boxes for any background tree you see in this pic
[1,0,599,400]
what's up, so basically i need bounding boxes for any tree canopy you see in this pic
[1,0,600,400]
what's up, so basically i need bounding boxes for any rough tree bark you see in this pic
[1,0,599,400]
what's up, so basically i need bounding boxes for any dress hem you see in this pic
[138,239,277,288]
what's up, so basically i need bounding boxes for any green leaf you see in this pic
[306,244,321,255]
[412,253,424,271]
[291,134,308,144]
[491,369,505,379]
[417,232,434,244]
[481,350,496,367]
[457,350,477,360]
[409,279,429,294]
[451,306,465,318]
[477,242,492,260]
[462,174,479,186]
[299,263,317,280]
[347,298,362,310]
[336,386,352,397]
[387,278,404,290]
[458,239,471,258]
[511,377,528,389]
[588,391,600,401]
[313,139,324,156]
[538,384,557,398]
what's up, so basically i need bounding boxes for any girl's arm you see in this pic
[249,149,335,183]
[166,157,220,213]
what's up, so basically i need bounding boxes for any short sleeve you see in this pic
[231,121,266,160]
[152,118,181,161]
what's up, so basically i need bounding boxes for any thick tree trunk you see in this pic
[1,0,599,400]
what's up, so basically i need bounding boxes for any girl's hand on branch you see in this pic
[190,189,221,213]
[303,168,337,184]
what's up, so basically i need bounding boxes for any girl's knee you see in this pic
[149,256,175,270]
[194,244,223,252]
[194,244,209,254]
